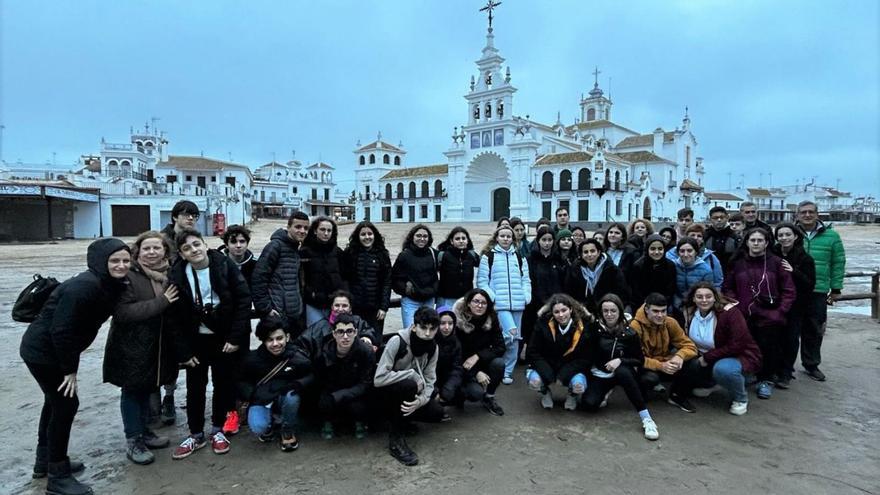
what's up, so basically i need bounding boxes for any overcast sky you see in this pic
[2,0,878,196]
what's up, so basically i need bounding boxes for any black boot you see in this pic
[388,431,419,466]
[46,459,93,495]
[33,447,84,479]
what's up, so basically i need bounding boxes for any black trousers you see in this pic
[376,379,445,432]
[802,293,826,369]
[582,365,646,412]
[750,324,785,381]
[354,308,386,337]
[781,306,805,377]
[459,356,505,399]
[26,362,79,463]
[638,358,701,397]
[318,394,369,424]
[185,334,238,435]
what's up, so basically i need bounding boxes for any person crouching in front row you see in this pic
[238,316,312,452]
[374,307,447,466]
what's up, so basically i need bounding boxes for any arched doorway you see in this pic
[643,197,652,221]
[493,188,510,220]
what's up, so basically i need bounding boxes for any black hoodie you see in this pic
[20,238,130,374]
[300,236,348,309]
[628,233,676,308]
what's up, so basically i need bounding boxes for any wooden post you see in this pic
[872,273,879,320]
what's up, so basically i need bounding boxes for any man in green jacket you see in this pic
[795,201,846,381]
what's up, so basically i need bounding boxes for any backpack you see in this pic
[388,333,436,362]
[12,274,60,323]
[486,251,524,276]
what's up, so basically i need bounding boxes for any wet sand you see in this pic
[1,221,878,494]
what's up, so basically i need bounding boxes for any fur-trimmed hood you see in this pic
[452,297,493,334]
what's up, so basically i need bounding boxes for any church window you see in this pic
[485,102,492,119]
[369,154,376,164]
[396,205,403,219]
[396,183,404,199]
[434,179,443,197]
[614,171,620,191]
[186,175,192,182]
[383,154,390,164]
[497,100,504,118]
[408,181,416,198]
[604,169,611,188]
[385,184,392,198]
[541,171,554,192]
[421,181,429,198]
[560,170,572,191]
[587,108,596,121]
[394,156,401,165]
[471,133,481,149]
[494,129,504,146]
[616,200,622,216]
[360,156,365,165]
[485,71,492,87]
[292,186,298,194]
[578,168,591,189]
[474,105,480,121]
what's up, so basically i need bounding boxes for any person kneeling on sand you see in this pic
[374,307,446,466]
[238,316,313,451]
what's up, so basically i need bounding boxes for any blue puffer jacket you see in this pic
[672,257,714,309]
[477,244,532,311]
[667,247,722,289]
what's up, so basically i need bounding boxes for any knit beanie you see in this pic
[555,229,572,241]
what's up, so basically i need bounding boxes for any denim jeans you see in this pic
[526,369,586,393]
[435,298,459,310]
[713,357,748,403]
[497,310,523,378]
[120,388,152,439]
[248,390,302,436]
[305,305,330,327]
[400,297,434,328]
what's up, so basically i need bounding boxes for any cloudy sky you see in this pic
[1,0,878,196]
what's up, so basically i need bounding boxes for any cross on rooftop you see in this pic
[593,66,601,87]
[480,0,501,30]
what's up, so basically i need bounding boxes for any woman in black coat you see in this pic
[434,306,464,404]
[452,289,506,416]
[603,222,639,279]
[392,224,439,328]
[104,232,178,465]
[564,238,630,314]
[435,226,480,308]
[20,238,131,492]
[526,294,590,411]
[521,226,565,357]
[343,221,392,334]
[772,222,817,388]
[301,216,348,326]
[628,234,676,309]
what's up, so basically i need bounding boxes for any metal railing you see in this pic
[837,271,879,319]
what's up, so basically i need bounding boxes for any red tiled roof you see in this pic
[380,164,447,179]
[357,140,403,153]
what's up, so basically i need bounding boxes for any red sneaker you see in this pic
[222,410,240,436]
[172,434,207,460]
[211,431,231,455]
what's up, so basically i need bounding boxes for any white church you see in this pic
[356,11,707,224]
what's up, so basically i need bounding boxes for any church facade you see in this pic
[356,22,708,224]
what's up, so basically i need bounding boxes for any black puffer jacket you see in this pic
[301,240,348,309]
[527,308,591,386]
[704,225,739,270]
[437,247,480,299]
[527,245,565,304]
[296,314,380,360]
[251,229,302,328]
[343,245,391,313]
[434,330,464,402]
[20,238,130,375]
[628,234,676,308]
[452,299,505,368]
[587,319,644,370]
[168,250,252,363]
[237,342,313,405]
[103,263,177,390]
[564,254,630,314]
[312,339,376,404]
[391,246,439,301]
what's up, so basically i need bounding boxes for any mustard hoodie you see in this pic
[630,305,697,371]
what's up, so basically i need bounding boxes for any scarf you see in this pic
[579,254,607,296]
[607,247,623,265]
[410,334,435,356]
[139,259,170,295]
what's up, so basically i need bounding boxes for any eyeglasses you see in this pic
[469,299,488,306]
[414,234,430,239]
[182,213,200,220]
[332,328,357,337]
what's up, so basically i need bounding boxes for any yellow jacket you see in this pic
[630,305,697,371]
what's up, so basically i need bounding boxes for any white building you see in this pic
[252,159,347,218]
[356,21,708,224]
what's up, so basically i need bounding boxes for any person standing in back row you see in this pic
[300,216,348,326]
[392,224,439,328]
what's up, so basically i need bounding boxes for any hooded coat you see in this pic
[527,302,591,386]
[434,325,464,402]
[722,252,796,328]
[391,244,439,302]
[103,262,177,390]
[436,245,480,300]
[477,244,532,311]
[452,298,506,367]
[628,234,677,308]
[704,225,739,270]
[343,244,392,314]
[313,339,376,405]
[374,327,439,409]
[669,253,715,309]
[684,303,763,375]
[527,242,565,305]
[629,305,698,371]
[20,238,130,375]
[251,228,303,329]
[300,235,348,309]
[563,253,630,313]
[295,314,380,360]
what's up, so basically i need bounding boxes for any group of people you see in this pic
[19,199,846,494]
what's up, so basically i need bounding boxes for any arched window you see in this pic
[474,104,480,121]
[394,156,401,166]
[587,108,596,121]
[396,183,404,199]
[385,183,392,198]
[560,170,572,191]
[541,171,554,191]
[604,169,611,188]
[383,154,390,164]
[421,181,429,197]
[359,156,365,165]
[369,154,376,164]
[578,168,591,190]
[485,102,492,119]
[434,179,443,196]
[614,171,620,191]
[408,182,416,198]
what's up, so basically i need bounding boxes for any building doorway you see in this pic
[492,188,510,221]
[643,197,652,221]
[111,205,150,236]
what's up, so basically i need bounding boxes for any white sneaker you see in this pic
[652,383,667,394]
[502,376,514,385]
[729,401,748,416]
[599,389,614,408]
[564,394,578,411]
[541,392,554,409]
[692,384,724,398]
[642,418,659,440]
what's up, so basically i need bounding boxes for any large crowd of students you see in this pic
[19,199,847,494]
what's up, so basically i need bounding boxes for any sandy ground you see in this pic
[1,221,879,494]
